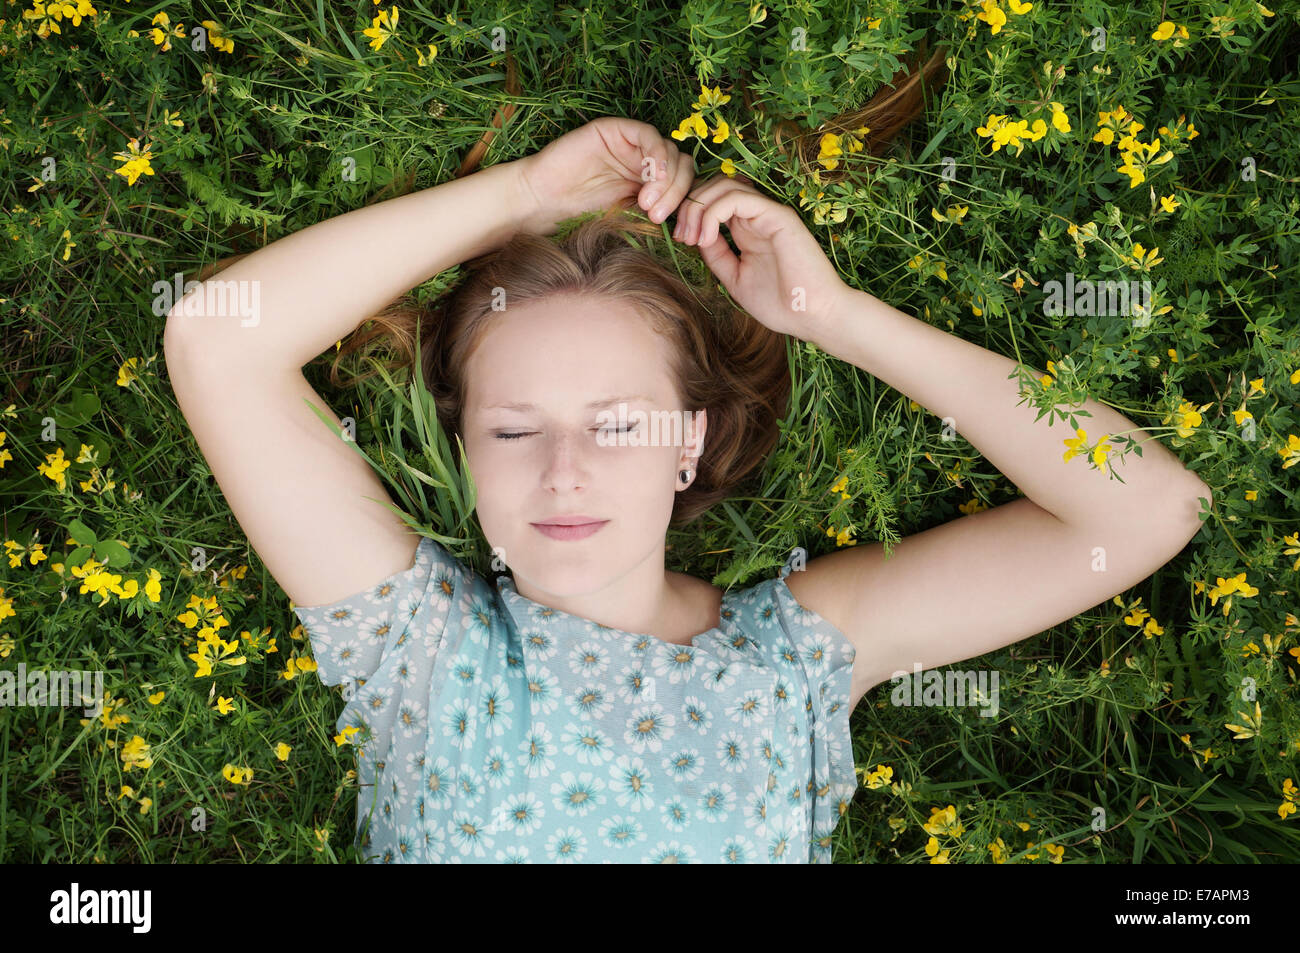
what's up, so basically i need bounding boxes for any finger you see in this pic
[644,145,683,222]
[696,226,741,289]
[682,176,761,244]
[637,154,671,218]
[676,174,734,242]
[695,188,770,249]
[651,144,695,224]
[612,118,674,212]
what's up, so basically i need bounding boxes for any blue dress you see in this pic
[293,536,858,863]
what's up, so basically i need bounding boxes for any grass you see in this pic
[2,0,1299,863]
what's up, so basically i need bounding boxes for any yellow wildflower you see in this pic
[37,447,71,490]
[201,19,234,54]
[670,112,709,142]
[121,735,153,772]
[222,763,253,785]
[362,6,398,52]
[691,84,731,111]
[976,0,1007,35]
[334,724,361,747]
[148,12,185,52]
[112,138,156,187]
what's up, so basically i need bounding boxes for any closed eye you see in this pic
[494,424,639,441]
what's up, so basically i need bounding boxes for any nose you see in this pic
[539,431,590,492]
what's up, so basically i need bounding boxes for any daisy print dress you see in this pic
[293,536,859,864]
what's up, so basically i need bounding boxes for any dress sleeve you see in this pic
[775,555,859,859]
[292,536,462,688]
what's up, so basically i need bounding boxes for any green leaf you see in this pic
[67,519,98,546]
[52,390,101,429]
[93,539,132,569]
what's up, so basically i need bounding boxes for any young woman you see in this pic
[165,107,1212,863]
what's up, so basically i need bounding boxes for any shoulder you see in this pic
[292,536,480,684]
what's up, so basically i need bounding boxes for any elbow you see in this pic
[161,310,191,366]
[1169,480,1213,540]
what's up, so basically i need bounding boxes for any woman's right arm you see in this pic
[163,157,545,608]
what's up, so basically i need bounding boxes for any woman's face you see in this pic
[460,292,706,597]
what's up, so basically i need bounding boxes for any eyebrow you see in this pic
[480,394,657,412]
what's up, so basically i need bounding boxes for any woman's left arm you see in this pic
[672,174,1213,532]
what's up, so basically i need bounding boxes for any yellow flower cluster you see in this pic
[112,138,156,187]
[147,12,184,51]
[797,172,849,225]
[115,782,155,815]
[922,804,969,864]
[334,723,361,747]
[975,102,1068,157]
[825,523,856,547]
[21,0,97,39]
[1151,20,1191,44]
[1164,399,1212,438]
[80,690,130,730]
[930,204,969,224]
[1062,427,1112,472]
[1177,732,1217,765]
[120,734,153,772]
[280,654,318,681]
[815,127,868,171]
[905,252,948,282]
[1092,105,1193,189]
[962,0,1033,36]
[65,552,163,606]
[126,13,233,54]
[203,20,234,54]
[1201,572,1260,617]
[223,763,254,785]
[1276,432,1300,469]
[670,83,744,164]
[1125,241,1164,271]
[860,763,893,789]
[117,355,159,388]
[179,595,247,677]
[363,6,399,51]
[1278,778,1297,820]
[4,539,48,568]
[1113,594,1164,639]
[1224,700,1262,740]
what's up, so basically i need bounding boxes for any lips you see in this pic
[531,520,608,541]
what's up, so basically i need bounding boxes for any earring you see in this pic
[679,468,693,485]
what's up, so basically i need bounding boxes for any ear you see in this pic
[680,407,707,467]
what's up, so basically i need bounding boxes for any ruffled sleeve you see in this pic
[292,536,463,689]
[775,553,858,863]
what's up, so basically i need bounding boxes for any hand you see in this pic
[513,116,697,232]
[671,174,852,342]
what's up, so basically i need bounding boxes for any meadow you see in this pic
[1,0,1298,862]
